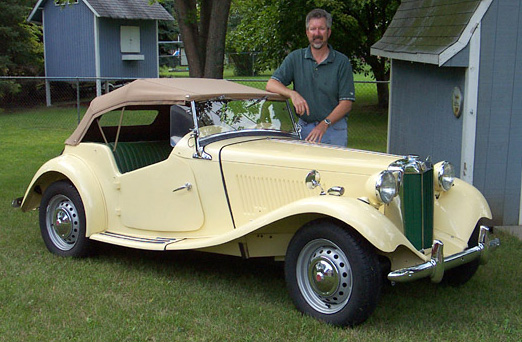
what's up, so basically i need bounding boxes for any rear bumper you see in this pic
[388,226,500,283]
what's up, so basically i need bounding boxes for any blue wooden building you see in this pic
[371,0,521,225]
[28,0,173,96]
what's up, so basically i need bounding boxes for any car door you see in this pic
[118,154,204,232]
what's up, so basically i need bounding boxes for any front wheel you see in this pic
[39,181,91,257]
[285,220,381,326]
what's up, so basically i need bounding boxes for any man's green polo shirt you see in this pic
[271,45,355,123]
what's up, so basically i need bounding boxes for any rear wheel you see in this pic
[39,181,91,257]
[285,220,381,326]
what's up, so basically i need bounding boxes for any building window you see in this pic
[120,26,141,53]
[54,0,79,5]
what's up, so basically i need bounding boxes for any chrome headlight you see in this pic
[375,170,398,204]
[435,161,455,191]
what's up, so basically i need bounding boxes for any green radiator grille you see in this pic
[400,169,434,250]
[391,156,434,251]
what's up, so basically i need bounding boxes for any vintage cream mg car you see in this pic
[14,78,500,326]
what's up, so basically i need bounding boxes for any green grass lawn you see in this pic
[1,92,520,341]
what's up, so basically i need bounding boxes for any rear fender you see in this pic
[21,154,107,236]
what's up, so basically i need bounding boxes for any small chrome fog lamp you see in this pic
[435,161,455,191]
[376,170,398,204]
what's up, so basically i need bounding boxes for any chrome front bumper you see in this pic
[388,226,500,283]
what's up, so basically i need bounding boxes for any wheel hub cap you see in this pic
[309,257,339,296]
[54,208,73,239]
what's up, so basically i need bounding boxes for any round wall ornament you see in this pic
[452,87,463,118]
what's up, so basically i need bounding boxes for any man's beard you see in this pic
[311,36,326,49]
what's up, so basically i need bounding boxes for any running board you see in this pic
[90,232,184,251]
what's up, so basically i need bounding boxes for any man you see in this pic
[266,8,355,147]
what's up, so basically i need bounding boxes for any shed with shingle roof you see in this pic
[371,0,522,226]
[28,0,174,97]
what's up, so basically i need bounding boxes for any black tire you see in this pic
[39,181,91,257]
[442,225,480,286]
[285,220,382,326]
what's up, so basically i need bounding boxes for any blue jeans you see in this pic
[298,118,348,147]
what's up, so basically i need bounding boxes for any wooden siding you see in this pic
[43,1,96,77]
[474,0,522,224]
[388,60,465,172]
[98,19,159,78]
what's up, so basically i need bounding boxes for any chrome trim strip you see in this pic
[199,130,296,146]
[388,226,500,283]
[99,232,180,245]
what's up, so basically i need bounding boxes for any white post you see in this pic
[386,61,394,154]
[45,79,51,107]
[518,168,522,226]
[460,23,481,184]
[94,16,101,97]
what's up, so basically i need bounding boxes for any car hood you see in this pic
[218,138,401,175]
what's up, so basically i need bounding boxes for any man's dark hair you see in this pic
[305,8,332,29]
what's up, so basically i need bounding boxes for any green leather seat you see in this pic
[108,141,172,174]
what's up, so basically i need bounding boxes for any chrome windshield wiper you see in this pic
[245,96,267,108]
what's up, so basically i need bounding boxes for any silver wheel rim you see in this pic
[296,238,353,314]
[45,194,80,251]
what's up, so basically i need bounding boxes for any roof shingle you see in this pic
[28,0,174,23]
[86,0,174,20]
[371,0,492,65]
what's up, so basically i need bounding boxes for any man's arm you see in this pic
[266,79,310,116]
[305,100,353,143]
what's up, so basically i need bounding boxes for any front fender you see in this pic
[434,178,492,245]
[235,195,419,255]
[21,154,107,237]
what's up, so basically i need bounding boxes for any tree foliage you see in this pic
[0,0,43,97]
[227,0,308,73]
[157,0,180,54]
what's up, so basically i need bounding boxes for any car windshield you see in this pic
[195,98,298,138]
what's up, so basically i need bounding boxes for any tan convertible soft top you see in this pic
[66,78,286,145]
